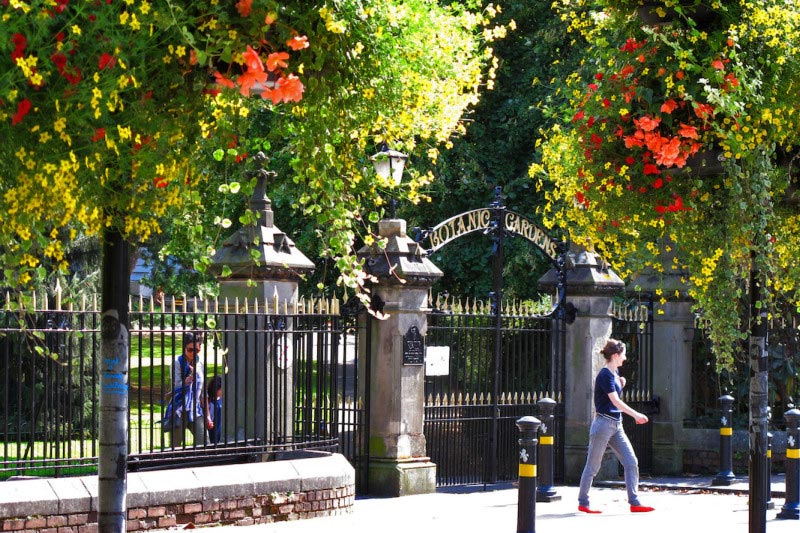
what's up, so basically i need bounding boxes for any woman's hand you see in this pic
[634,412,649,424]
[206,416,214,430]
[184,374,194,385]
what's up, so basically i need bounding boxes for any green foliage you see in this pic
[401,0,581,299]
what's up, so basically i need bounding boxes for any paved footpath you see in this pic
[151,479,798,533]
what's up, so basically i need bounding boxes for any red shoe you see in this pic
[631,505,655,513]
[578,505,602,514]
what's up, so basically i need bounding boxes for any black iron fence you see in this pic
[611,297,656,474]
[423,296,565,487]
[0,292,369,488]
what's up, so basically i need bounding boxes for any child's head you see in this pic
[207,374,222,398]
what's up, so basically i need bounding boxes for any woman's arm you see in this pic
[608,391,648,424]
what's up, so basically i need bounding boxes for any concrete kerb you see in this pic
[293,454,354,492]
[0,477,61,519]
[0,452,354,522]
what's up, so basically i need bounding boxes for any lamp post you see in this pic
[371,143,408,219]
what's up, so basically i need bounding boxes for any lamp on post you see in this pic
[370,143,408,219]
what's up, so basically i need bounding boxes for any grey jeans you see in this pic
[170,410,206,448]
[578,415,640,506]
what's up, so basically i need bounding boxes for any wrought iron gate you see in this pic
[611,297,657,473]
[423,299,567,487]
[414,188,569,488]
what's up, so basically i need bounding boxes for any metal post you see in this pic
[516,416,541,533]
[777,408,800,520]
[747,261,768,533]
[536,398,560,502]
[712,394,736,486]
[765,432,773,510]
[489,186,505,485]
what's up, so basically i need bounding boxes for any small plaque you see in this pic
[425,346,450,376]
[402,326,425,365]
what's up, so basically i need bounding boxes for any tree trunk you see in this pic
[748,261,768,533]
[98,226,130,532]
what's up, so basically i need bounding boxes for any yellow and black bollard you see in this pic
[536,397,561,502]
[516,416,541,533]
[777,408,799,520]
[712,394,735,486]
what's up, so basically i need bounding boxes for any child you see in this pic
[206,375,223,444]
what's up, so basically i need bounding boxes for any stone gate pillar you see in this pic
[539,245,624,482]
[208,152,315,445]
[357,218,442,496]
[628,254,695,474]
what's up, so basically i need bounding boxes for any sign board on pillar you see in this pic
[425,346,450,376]
[402,326,425,365]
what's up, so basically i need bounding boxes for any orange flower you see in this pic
[237,68,267,97]
[694,102,714,120]
[286,35,309,51]
[634,115,661,132]
[214,71,235,89]
[242,45,265,73]
[277,74,304,102]
[712,59,725,71]
[678,123,698,139]
[654,137,682,167]
[660,99,678,114]
[266,51,289,72]
[236,0,252,17]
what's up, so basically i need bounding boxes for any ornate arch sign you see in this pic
[421,208,560,263]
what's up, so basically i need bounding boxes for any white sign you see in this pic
[425,346,450,376]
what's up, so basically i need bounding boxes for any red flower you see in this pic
[644,164,660,176]
[11,98,31,126]
[98,53,116,70]
[91,128,106,142]
[572,109,585,122]
[11,98,32,126]
[652,177,664,188]
[153,177,168,188]
[51,52,67,72]
[11,33,26,61]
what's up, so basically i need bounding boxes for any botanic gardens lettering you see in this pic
[425,209,559,261]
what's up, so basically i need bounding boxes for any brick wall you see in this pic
[0,453,355,532]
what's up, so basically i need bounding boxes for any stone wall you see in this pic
[680,429,788,475]
[0,453,354,532]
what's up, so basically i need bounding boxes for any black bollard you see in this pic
[766,432,774,510]
[536,397,561,502]
[712,394,736,486]
[516,416,541,533]
[777,408,800,520]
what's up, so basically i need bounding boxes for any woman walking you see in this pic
[578,339,655,514]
